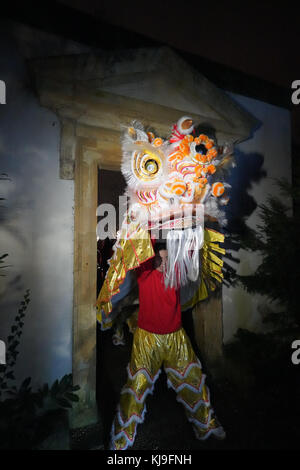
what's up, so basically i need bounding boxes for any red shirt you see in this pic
[136,257,182,334]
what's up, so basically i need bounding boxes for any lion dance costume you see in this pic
[95,116,234,450]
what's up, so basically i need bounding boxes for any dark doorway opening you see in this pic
[96,168,127,447]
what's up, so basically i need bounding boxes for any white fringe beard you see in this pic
[163,225,204,290]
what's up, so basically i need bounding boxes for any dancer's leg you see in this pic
[110,327,164,450]
[164,328,225,440]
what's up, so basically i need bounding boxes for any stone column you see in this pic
[192,290,224,373]
[70,141,99,435]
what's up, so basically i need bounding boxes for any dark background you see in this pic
[3,0,300,144]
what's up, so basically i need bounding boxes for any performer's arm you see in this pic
[136,256,154,281]
[136,237,157,281]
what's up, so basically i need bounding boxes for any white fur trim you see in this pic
[164,360,202,379]
[193,424,225,441]
[110,366,162,449]
[166,371,206,395]
[188,408,214,430]
[121,368,162,404]
[127,364,161,385]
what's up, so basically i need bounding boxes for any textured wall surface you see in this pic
[0,19,88,388]
[222,92,291,343]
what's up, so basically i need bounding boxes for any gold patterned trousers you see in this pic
[110,327,224,450]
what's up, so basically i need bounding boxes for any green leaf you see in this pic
[5,371,15,380]
[55,397,72,409]
[21,377,31,389]
[51,379,59,396]
[59,374,72,391]
[65,392,79,402]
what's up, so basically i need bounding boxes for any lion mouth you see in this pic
[146,204,204,231]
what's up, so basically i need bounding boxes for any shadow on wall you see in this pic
[223,149,267,249]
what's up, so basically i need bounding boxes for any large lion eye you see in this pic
[122,141,165,189]
[131,150,163,184]
[145,159,158,174]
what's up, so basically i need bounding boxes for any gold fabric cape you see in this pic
[95,223,155,325]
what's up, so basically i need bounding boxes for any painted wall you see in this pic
[222,92,291,343]
[0,19,89,389]
[0,20,291,389]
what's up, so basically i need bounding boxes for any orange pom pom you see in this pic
[207,164,216,174]
[198,177,208,188]
[212,182,225,197]
[194,153,207,163]
[153,137,163,147]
